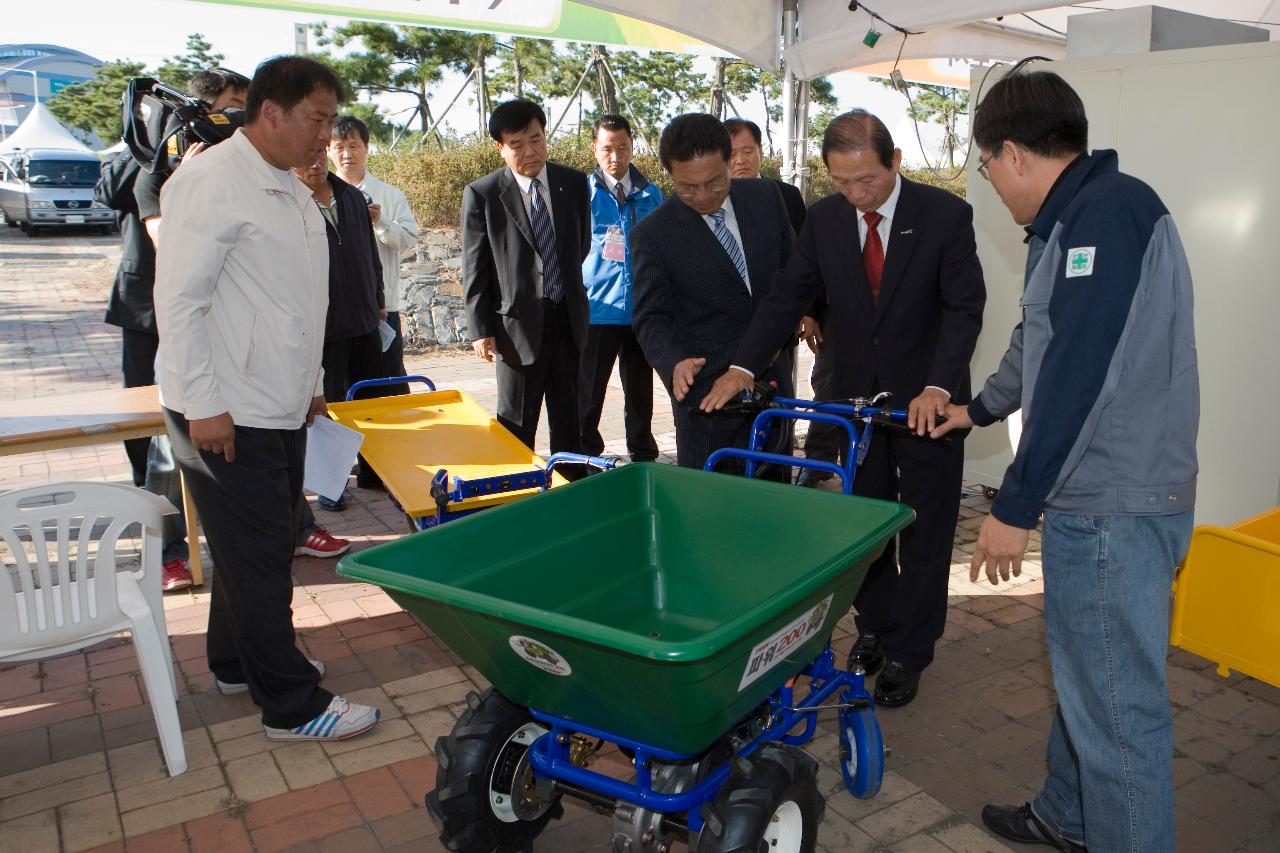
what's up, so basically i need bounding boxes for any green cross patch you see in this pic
[1066,246,1095,278]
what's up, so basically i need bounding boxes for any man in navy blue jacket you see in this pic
[579,114,664,462]
[933,71,1198,853]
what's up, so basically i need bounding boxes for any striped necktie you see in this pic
[709,208,750,291]
[528,178,564,303]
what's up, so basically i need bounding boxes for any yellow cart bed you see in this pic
[327,376,604,530]
[1170,507,1280,687]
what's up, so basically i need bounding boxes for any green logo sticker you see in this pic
[1066,247,1096,278]
[509,635,572,676]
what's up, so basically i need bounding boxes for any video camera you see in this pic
[121,77,245,174]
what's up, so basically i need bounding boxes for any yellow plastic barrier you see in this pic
[1170,508,1280,687]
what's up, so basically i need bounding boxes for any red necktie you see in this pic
[863,210,884,303]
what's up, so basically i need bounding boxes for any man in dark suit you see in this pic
[725,118,806,233]
[631,113,796,474]
[703,111,986,707]
[463,99,591,454]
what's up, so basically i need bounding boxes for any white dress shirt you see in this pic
[600,169,630,199]
[511,165,552,285]
[358,171,419,314]
[701,196,751,293]
[858,173,901,252]
[154,129,328,428]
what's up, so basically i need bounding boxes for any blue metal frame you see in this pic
[426,453,617,527]
[344,374,436,400]
[524,643,876,832]
[704,396,909,493]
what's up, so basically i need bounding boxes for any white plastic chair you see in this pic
[0,482,187,775]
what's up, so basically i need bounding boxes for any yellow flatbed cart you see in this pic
[328,376,612,531]
[1170,507,1280,688]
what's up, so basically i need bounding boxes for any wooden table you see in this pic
[0,385,205,586]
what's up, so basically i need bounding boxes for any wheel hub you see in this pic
[489,722,554,823]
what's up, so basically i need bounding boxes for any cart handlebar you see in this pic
[705,448,852,492]
[544,453,618,477]
[345,375,437,400]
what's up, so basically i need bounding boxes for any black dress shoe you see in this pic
[795,467,834,488]
[873,660,921,707]
[981,803,1086,852]
[846,632,884,675]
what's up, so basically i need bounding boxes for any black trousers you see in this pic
[852,430,965,671]
[495,299,582,458]
[121,328,159,486]
[322,329,385,487]
[579,323,658,462]
[380,311,409,395]
[165,408,332,728]
[801,350,845,466]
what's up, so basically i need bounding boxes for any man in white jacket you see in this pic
[155,56,380,742]
[329,115,419,390]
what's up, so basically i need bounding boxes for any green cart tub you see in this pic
[338,462,913,755]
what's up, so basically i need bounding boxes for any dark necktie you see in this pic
[863,210,884,303]
[614,181,627,207]
[528,178,564,303]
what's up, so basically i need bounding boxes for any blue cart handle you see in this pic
[705,448,852,493]
[345,374,436,401]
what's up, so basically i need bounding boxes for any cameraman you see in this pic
[135,68,249,248]
[98,67,249,592]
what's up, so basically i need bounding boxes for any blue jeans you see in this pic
[1032,511,1193,852]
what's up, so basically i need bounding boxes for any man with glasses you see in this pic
[631,113,795,474]
[932,70,1198,853]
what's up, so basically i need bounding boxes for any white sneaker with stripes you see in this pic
[264,696,380,741]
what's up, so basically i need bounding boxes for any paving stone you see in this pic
[893,832,954,852]
[120,785,229,837]
[116,764,225,812]
[930,819,1016,852]
[407,708,458,751]
[184,811,254,853]
[382,667,469,698]
[393,680,474,715]
[331,735,430,777]
[275,742,339,790]
[0,809,60,853]
[225,752,289,802]
[58,792,123,852]
[0,770,112,821]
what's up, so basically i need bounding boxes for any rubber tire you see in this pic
[697,743,822,853]
[841,706,884,799]
[427,688,562,852]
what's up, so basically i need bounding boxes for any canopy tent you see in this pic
[0,102,92,155]
[575,2,1276,79]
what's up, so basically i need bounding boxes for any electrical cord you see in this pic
[847,2,923,36]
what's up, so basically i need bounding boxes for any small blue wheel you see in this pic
[839,706,884,799]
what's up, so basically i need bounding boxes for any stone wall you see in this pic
[400,227,469,351]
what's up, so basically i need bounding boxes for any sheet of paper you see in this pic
[304,416,365,501]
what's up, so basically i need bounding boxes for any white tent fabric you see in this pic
[0,103,93,155]
[576,1,1276,78]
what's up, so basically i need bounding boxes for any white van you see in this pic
[0,148,114,236]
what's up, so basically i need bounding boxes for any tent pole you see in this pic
[780,0,798,187]
[795,79,811,197]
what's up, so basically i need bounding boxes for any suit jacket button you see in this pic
[871,337,879,346]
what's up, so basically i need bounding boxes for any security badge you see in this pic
[1066,246,1096,278]
[602,225,626,262]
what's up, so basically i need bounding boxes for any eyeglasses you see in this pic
[977,152,995,181]
[674,176,728,198]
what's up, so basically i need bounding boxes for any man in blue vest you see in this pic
[579,114,664,461]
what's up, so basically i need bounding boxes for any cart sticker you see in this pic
[738,595,833,691]
[509,635,572,676]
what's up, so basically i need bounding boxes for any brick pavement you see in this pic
[1,227,1277,852]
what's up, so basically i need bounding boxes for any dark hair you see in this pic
[488,99,546,142]
[189,68,250,104]
[333,115,369,145]
[973,71,1087,158]
[592,113,632,139]
[658,113,731,171]
[723,118,762,147]
[245,56,346,123]
[821,110,895,169]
